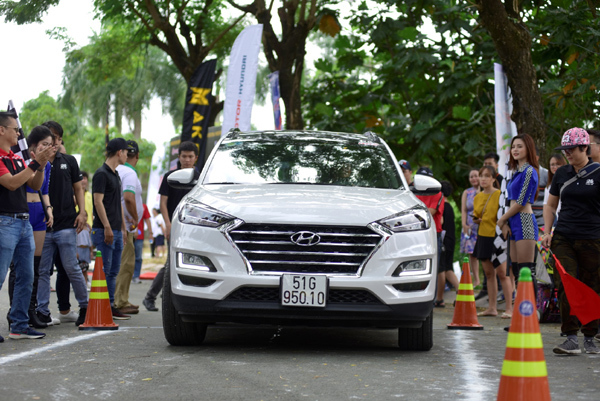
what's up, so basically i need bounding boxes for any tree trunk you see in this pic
[477,0,547,155]
[132,109,142,139]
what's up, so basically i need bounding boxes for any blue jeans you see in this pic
[0,216,35,332]
[38,228,89,316]
[133,239,144,279]
[91,228,123,304]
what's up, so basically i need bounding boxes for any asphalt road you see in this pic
[1,271,599,401]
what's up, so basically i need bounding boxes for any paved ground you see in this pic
[0,255,599,400]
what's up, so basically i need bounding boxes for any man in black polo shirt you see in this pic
[143,141,199,311]
[91,138,131,320]
[37,121,89,327]
[0,111,54,340]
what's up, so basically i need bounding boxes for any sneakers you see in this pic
[111,307,131,320]
[37,311,61,326]
[584,339,600,354]
[9,327,46,340]
[58,310,79,323]
[474,290,488,301]
[595,333,600,342]
[143,298,158,312]
[0,334,3,343]
[75,308,87,327]
[131,277,142,284]
[553,338,582,355]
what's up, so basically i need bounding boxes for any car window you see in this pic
[203,136,403,189]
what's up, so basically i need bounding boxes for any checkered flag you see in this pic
[492,162,511,268]
[6,100,31,165]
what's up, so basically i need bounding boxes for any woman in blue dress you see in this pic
[460,168,480,286]
[497,134,539,290]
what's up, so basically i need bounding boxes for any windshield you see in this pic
[203,134,403,189]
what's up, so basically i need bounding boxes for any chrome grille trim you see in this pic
[227,224,383,275]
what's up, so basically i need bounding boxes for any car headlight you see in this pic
[178,200,235,228]
[376,206,431,232]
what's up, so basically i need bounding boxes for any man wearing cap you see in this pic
[91,138,131,320]
[414,167,446,307]
[398,159,413,188]
[36,121,89,328]
[113,140,143,315]
[0,111,54,340]
[543,128,600,354]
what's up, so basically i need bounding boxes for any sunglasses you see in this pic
[1,125,19,133]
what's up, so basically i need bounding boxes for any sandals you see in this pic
[477,311,498,317]
[501,312,512,319]
[434,300,445,308]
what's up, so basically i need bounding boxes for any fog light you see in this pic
[178,252,217,272]
[392,259,431,276]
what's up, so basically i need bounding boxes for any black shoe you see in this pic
[28,309,48,329]
[75,308,87,326]
[474,291,488,301]
[143,298,158,312]
[0,334,4,343]
[6,311,12,326]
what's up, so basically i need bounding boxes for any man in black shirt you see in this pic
[143,141,199,311]
[37,121,89,327]
[0,111,53,340]
[91,138,131,320]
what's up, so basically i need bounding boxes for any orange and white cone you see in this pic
[79,251,119,331]
[448,257,483,330]
[497,267,550,400]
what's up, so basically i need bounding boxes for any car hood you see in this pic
[186,184,421,225]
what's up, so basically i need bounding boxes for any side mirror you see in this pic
[167,168,198,189]
[411,174,442,195]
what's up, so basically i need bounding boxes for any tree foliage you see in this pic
[303,0,600,203]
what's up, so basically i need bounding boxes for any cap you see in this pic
[106,138,130,153]
[399,159,412,171]
[416,166,434,177]
[555,127,589,150]
[126,140,139,154]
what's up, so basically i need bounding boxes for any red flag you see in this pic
[552,254,600,325]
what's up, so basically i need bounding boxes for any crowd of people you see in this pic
[404,128,600,355]
[0,110,199,342]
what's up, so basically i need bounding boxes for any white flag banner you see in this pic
[493,63,517,173]
[221,24,263,136]
[6,100,31,164]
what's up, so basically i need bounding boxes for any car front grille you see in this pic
[226,287,383,304]
[228,224,382,275]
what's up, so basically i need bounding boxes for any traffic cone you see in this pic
[79,251,118,331]
[448,257,483,330]
[497,267,550,400]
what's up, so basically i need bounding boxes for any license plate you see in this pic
[281,274,328,307]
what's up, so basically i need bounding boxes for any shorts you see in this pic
[508,212,538,241]
[27,201,46,231]
[473,236,495,261]
[154,234,165,246]
[440,238,455,272]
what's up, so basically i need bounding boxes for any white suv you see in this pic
[163,130,441,350]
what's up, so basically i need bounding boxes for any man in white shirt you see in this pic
[113,141,143,315]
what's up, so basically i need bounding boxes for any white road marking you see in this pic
[0,331,112,365]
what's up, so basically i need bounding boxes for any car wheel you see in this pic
[397,311,433,351]
[162,263,207,346]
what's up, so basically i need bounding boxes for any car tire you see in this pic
[162,263,207,346]
[397,311,433,351]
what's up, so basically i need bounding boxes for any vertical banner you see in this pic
[268,71,282,130]
[221,24,264,135]
[6,100,31,164]
[181,58,217,171]
[493,63,517,173]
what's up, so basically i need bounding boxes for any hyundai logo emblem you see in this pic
[291,231,321,246]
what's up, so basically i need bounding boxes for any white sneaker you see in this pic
[58,310,79,323]
[49,314,61,325]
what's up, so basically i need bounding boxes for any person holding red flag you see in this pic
[542,127,600,354]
